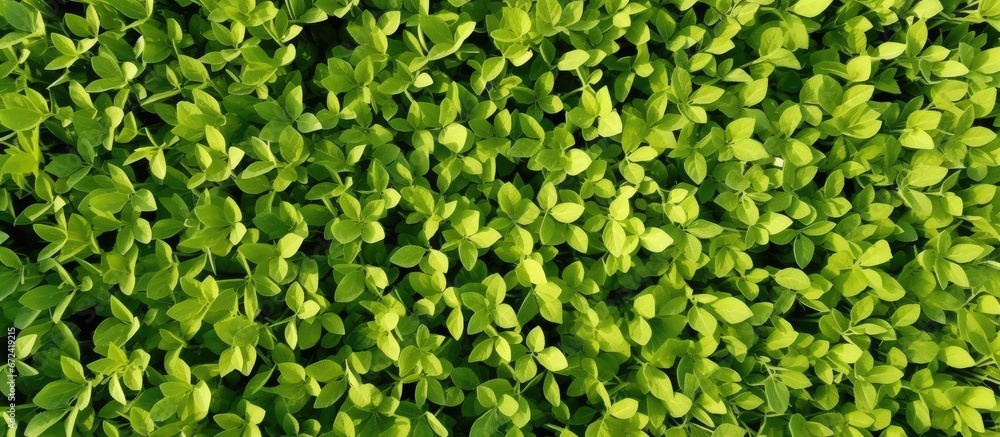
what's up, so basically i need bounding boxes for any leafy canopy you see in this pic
[2,0,1000,436]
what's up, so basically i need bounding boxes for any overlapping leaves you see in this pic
[2,0,1000,436]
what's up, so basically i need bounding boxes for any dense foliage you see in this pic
[2,0,1000,435]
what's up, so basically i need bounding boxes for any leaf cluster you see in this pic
[2,0,1000,436]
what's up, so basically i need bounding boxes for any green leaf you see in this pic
[0,1,36,32]
[957,127,997,147]
[459,241,478,270]
[61,356,87,383]
[794,237,815,269]
[24,410,69,437]
[688,306,717,335]
[866,366,904,384]
[774,268,810,290]
[331,220,363,244]
[900,129,935,149]
[684,153,707,183]
[19,285,65,311]
[335,270,365,302]
[390,245,426,268]
[35,380,84,409]
[278,234,304,258]
[764,378,789,414]
[522,259,547,284]
[934,61,969,78]
[858,240,892,267]
[420,15,453,45]
[557,50,590,70]
[565,149,592,175]
[891,304,921,327]
[130,407,155,435]
[710,297,753,324]
[731,139,769,161]
[549,203,584,223]
[603,221,627,256]
[536,347,568,371]
[908,166,948,188]
[470,409,502,437]
[609,398,639,419]
[426,412,449,437]
[945,244,984,263]
[639,227,673,252]
[439,123,469,153]
[790,0,834,17]
[641,366,674,401]
[713,424,748,437]
[939,346,976,368]
[0,153,38,174]
[962,387,997,410]
[0,108,47,131]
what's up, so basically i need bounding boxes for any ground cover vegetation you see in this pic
[2,0,1000,435]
